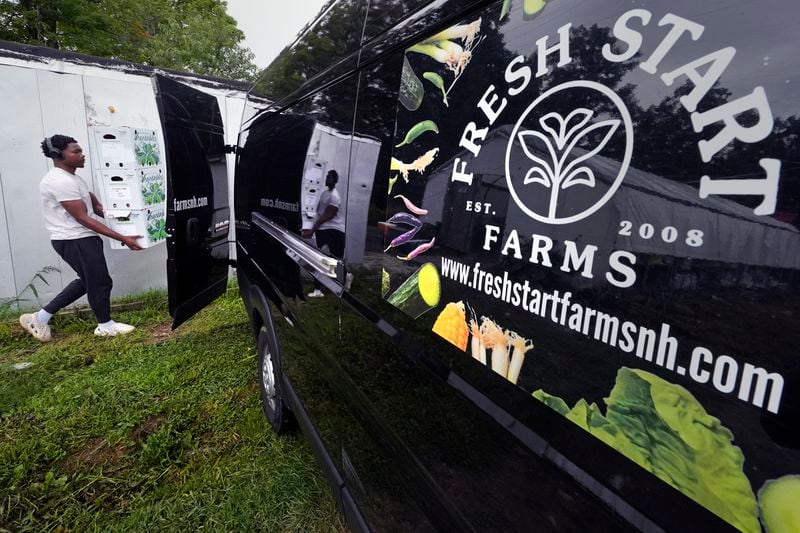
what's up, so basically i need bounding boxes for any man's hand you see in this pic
[302,229,314,238]
[121,235,144,250]
[61,199,144,251]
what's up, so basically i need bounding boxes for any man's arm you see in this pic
[89,192,104,218]
[61,200,143,250]
[302,205,338,238]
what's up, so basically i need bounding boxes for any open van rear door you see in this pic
[153,74,230,329]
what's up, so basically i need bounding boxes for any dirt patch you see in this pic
[130,414,167,446]
[147,323,175,345]
[63,437,128,473]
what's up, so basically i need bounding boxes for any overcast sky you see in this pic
[225,0,329,70]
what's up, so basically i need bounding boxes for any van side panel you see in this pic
[236,0,800,530]
[358,0,799,531]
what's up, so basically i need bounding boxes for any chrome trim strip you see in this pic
[251,212,338,278]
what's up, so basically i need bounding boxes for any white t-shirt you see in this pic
[317,188,345,232]
[39,167,96,240]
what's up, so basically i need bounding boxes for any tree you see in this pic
[0,0,257,81]
[0,0,64,47]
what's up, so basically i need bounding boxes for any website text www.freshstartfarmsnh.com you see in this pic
[440,256,785,414]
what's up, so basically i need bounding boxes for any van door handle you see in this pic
[186,217,200,247]
[251,212,338,278]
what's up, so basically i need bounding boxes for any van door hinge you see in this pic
[224,144,238,154]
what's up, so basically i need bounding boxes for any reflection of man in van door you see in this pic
[302,170,351,297]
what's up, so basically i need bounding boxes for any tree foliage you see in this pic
[252,0,360,102]
[0,0,257,80]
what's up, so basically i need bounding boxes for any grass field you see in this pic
[0,285,345,532]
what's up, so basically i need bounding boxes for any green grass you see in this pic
[0,283,345,532]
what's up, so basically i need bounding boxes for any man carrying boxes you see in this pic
[19,134,143,341]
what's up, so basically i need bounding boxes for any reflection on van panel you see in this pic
[163,0,800,531]
[422,126,800,272]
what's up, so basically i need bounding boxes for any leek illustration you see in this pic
[465,312,533,383]
[407,18,483,102]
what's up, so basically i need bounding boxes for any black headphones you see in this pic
[44,136,64,160]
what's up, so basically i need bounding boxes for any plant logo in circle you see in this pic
[505,81,633,225]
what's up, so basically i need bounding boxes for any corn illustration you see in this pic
[432,301,468,351]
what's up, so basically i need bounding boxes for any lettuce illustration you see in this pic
[147,218,167,242]
[535,391,653,470]
[141,182,165,205]
[135,142,160,166]
[534,368,759,533]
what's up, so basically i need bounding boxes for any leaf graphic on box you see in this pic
[560,118,620,179]
[147,218,167,240]
[561,166,596,189]
[517,130,555,188]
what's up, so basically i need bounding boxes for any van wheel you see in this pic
[257,325,293,434]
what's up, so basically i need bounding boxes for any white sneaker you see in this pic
[344,273,353,290]
[94,322,136,337]
[19,313,52,342]
[307,289,324,298]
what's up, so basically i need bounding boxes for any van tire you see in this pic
[257,325,293,434]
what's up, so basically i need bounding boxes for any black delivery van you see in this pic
[154,0,800,531]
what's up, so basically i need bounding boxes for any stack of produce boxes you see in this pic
[89,127,167,249]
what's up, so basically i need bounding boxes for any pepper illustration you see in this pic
[398,237,435,261]
[387,212,422,228]
[394,195,428,216]
[385,226,421,252]
[423,72,448,107]
[395,120,439,148]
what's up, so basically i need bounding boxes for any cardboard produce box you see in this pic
[99,168,165,210]
[91,126,163,169]
[105,205,166,250]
